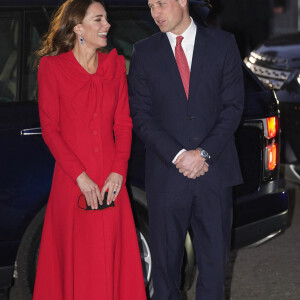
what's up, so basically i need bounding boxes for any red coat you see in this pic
[33,49,146,300]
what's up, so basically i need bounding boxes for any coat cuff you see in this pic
[68,164,86,183]
[111,161,128,183]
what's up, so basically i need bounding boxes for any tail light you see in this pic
[266,117,278,139]
[263,117,279,178]
[265,143,278,171]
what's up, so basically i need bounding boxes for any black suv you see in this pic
[244,33,300,184]
[0,0,288,299]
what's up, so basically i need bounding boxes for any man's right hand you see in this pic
[175,150,209,179]
[76,172,102,209]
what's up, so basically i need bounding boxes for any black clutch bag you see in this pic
[77,192,115,210]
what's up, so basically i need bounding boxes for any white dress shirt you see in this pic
[166,17,197,71]
[166,18,197,163]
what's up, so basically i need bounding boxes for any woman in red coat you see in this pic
[33,0,147,299]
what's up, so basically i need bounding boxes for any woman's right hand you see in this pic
[76,172,101,209]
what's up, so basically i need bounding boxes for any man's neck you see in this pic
[170,15,191,36]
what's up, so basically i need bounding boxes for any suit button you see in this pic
[94,147,99,153]
[93,130,98,135]
[189,115,195,120]
[190,137,200,141]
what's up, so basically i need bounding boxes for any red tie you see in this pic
[175,36,190,99]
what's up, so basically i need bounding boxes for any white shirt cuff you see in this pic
[172,149,187,164]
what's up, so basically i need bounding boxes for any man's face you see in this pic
[148,0,187,35]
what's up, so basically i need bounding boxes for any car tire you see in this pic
[11,207,45,300]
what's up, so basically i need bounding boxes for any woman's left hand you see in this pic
[101,172,123,205]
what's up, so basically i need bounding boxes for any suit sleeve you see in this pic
[128,45,183,167]
[38,57,86,182]
[111,57,133,180]
[199,34,244,163]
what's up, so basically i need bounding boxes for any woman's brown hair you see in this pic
[36,0,105,62]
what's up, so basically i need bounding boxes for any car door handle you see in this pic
[20,127,42,136]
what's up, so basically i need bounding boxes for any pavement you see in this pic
[1,182,299,300]
[185,181,300,300]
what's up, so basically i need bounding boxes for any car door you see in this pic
[0,8,54,263]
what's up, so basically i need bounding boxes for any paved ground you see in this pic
[185,181,300,300]
[1,182,299,300]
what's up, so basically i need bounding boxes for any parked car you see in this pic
[244,32,300,183]
[0,0,288,299]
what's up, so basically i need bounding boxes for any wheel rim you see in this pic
[137,230,152,285]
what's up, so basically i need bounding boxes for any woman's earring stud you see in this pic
[79,34,84,45]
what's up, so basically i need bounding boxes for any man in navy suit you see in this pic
[128,0,244,298]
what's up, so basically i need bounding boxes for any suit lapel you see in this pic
[157,24,209,102]
[158,33,187,100]
[189,24,209,103]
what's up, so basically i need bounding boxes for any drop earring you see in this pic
[79,34,84,45]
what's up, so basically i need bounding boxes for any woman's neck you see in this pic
[72,44,98,74]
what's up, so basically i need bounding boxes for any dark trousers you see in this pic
[147,182,232,300]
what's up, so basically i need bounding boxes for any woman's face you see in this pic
[79,2,111,49]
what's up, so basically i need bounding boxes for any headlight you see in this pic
[248,55,256,64]
[297,74,300,85]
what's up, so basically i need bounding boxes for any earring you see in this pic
[79,34,84,45]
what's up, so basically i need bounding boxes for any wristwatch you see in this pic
[196,148,212,165]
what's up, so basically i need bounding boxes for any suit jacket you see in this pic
[128,23,244,193]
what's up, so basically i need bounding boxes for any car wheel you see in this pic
[136,223,153,299]
[130,199,154,299]
[11,207,45,300]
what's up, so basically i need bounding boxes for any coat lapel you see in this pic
[189,24,209,103]
[158,33,188,100]
[159,24,207,102]
[157,24,209,102]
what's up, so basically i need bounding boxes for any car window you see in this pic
[107,7,157,73]
[23,11,50,102]
[0,14,19,102]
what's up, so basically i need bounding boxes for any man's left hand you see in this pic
[175,150,209,179]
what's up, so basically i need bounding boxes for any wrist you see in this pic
[196,148,212,165]
[76,171,86,181]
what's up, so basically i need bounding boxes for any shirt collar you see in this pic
[166,17,197,47]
